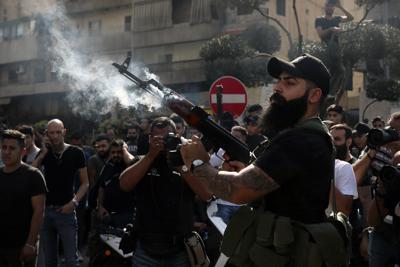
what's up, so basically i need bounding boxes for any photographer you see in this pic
[351,113,400,265]
[367,152,400,266]
[119,117,211,267]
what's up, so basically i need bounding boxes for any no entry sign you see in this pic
[209,76,247,118]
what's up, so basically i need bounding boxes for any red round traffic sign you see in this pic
[209,76,248,118]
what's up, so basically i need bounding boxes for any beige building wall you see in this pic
[0,0,368,120]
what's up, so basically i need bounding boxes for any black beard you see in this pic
[98,151,109,159]
[261,92,308,138]
[335,144,348,161]
[127,136,137,142]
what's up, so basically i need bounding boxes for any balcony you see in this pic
[76,22,220,54]
[0,36,40,65]
[65,0,132,15]
[148,60,206,85]
[0,81,68,98]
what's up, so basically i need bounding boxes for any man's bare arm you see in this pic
[337,4,354,23]
[193,163,279,204]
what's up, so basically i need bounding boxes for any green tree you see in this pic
[293,22,400,103]
[200,23,281,85]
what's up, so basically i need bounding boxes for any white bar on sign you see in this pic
[211,94,246,104]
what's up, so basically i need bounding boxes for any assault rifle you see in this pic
[112,57,251,164]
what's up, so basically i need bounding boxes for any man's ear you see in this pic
[346,138,352,147]
[309,88,322,104]
[63,128,67,136]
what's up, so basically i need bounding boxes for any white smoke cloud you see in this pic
[33,1,163,119]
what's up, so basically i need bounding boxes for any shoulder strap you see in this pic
[296,117,338,218]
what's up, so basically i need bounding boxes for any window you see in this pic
[124,16,131,32]
[172,0,191,24]
[16,23,23,38]
[88,20,101,35]
[276,0,286,16]
[158,54,173,63]
[34,63,46,83]
[3,27,10,41]
[8,69,17,83]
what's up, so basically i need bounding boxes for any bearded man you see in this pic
[180,54,348,266]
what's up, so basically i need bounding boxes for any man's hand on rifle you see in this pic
[221,154,246,172]
[180,135,210,168]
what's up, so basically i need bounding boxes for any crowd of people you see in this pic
[0,54,399,267]
[1,105,399,267]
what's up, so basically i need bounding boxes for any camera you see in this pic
[164,132,184,167]
[367,128,400,149]
[378,165,400,209]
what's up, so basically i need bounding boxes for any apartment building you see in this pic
[0,0,363,124]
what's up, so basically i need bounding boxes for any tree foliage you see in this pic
[200,23,281,85]
[366,79,400,102]
[241,23,281,54]
[199,35,254,61]
[292,21,400,102]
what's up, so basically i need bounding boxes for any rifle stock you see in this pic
[113,57,251,163]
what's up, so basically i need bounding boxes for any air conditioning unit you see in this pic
[16,64,25,74]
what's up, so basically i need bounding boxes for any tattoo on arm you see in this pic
[193,164,279,201]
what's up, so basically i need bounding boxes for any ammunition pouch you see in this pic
[184,231,210,267]
[221,205,349,267]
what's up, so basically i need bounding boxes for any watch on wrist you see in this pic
[181,165,189,173]
[191,159,205,173]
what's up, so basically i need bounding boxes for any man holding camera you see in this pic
[33,119,89,267]
[180,54,348,266]
[352,112,400,266]
[120,117,211,267]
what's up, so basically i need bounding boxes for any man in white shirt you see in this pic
[327,159,358,216]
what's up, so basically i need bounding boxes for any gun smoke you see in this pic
[31,1,163,119]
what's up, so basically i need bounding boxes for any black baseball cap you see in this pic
[268,53,331,96]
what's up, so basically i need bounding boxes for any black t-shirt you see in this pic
[137,134,149,155]
[135,157,195,236]
[0,164,47,249]
[100,162,135,213]
[41,145,86,205]
[255,128,333,224]
[315,16,341,44]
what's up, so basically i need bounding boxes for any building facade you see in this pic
[0,0,364,125]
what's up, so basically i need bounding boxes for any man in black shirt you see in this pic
[97,139,135,228]
[315,0,353,44]
[315,1,353,97]
[33,119,89,267]
[137,117,151,155]
[0,130,47,267]
[181,54,346,266]
[120,117,211,266]
[125,124,140,156]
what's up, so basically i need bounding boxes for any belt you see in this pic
[138,233,185,246]
[46,205,63,209]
